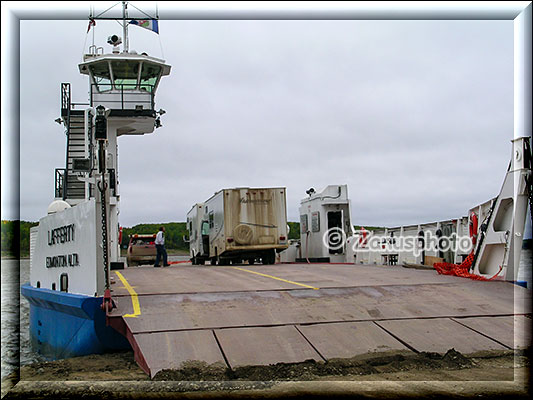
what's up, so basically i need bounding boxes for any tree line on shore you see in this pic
[1,220,38,258]
[1,220,303,258]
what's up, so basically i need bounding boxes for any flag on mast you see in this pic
[87,18,96,33]
[129,19,159,34]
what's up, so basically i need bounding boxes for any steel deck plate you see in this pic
[375,318,509,354]
[297,321,410,360]
[452,315,532,349]
[214,325,323,368]
[134,330,225,378]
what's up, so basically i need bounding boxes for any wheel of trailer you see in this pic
[262,250,275,265]
[191,256,197,265]
[248,258,255,265]
[210,258,217,266]
[199,259,205,265]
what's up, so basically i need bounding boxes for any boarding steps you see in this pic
[64,113,87,201]
[58,82,90,203]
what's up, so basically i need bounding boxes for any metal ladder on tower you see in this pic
[61,83,88,202]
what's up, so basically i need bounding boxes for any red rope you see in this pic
[433,251,502,281]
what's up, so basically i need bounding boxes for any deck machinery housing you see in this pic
[298,185,355,263]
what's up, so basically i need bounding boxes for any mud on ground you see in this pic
[5,348,528,382]
[152,348,527,381]
[16,351,148,382]
[2,349,530,399]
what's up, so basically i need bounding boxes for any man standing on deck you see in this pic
[154,226,169,267]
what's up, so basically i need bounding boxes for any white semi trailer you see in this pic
[187,187,289,265]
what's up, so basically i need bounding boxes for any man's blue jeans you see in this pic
[155,244,168,267]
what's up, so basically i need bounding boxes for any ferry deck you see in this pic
[107,262,531,378]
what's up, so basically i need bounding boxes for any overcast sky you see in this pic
[3,3,531,236]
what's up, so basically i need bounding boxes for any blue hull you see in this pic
[21,283,130,360]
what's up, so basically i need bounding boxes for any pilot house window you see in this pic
[89,63,112,92]
[140,63,162,92]
[111,60,139,90]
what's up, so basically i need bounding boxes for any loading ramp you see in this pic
[107,263,531,378]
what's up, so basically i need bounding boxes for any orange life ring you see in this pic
[469,212,478,245]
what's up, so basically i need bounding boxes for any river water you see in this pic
[1,250,532,381]
[1,258,42,381]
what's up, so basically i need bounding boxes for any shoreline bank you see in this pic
[2,349,529,399]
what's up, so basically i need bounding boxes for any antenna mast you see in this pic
[90,5,95,47]
[122,1,129,53]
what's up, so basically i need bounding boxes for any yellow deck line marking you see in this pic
[114,271,141,318]
[232,267,319,290]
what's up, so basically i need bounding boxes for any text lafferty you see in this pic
[47,224,75,246]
